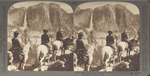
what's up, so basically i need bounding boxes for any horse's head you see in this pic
[64,37,74,48]
[24,41,33,52]
[90,43,98,52]
[113,35,120,45]
[128,38,140,53]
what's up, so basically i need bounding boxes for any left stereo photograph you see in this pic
[7,1,74,71]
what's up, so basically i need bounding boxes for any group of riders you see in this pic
[9,28,65,64]
[8,27,137,70]
[74,29,137,66]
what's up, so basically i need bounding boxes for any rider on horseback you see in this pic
[9,31,24,63]
[41,29,52,54]
[106,30,117,55]
[75,32,87,64]
[56,28,63,41]
[121,29,128,42]
[56,28,65,50]
[121,29,132,51]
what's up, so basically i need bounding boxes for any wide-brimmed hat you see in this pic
[58,28,62,31]
[123,29,127,32]
[43,29,48,33]
[78,32,84,36]
[14,31,19,35]
[108,30,113,34]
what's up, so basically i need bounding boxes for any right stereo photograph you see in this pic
[73,2,140,71]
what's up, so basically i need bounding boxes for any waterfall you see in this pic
[23,11,27,29]
[89,12,93,31]
[22,11,28,44]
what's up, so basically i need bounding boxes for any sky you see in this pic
[12,1,73,13]
[12,1,139,15]
[77,2,140,15]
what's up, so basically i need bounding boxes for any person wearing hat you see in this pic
[41,29,50,44]
[121,29,128,42]
[56,28,63,41]
[75,32,87,65]
[9,31,23,63]
[41,29,52,53]
[106,30,116,54]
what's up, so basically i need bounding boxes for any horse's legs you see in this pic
[52,51,57,61]
[87,64,90,71]
[127,49,131,62]
[22,62,26,71]
[22,54,28,71]
[101,52,105,66]
[105,58,110,67]
[112,55,115,65]
[117,52,121,63]
[40,56,45,66]
[18,61,23,71]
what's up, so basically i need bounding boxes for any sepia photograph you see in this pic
[73,2,140,71]
[7,1,140,72]
[7,1,74,71]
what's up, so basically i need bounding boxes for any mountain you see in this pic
[8,6,26,27]
[74,7,93,29]
[8,3,73,38]
[8,3,140,39]
[74,4,140,38]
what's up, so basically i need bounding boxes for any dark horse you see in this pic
[52,37,74,61]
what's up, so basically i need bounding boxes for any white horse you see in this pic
[76,43,98,71]
[101,46,116,67]
[52,40,63,61]
[117,39,138,62]
[85,43,98,71]
[117,41,128,62]
[8,42,33,71]
[37,43,52,68]
[21,42,33,70]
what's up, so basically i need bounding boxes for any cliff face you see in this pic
[74,7,93,28]
[74,4,140,38]
[8,3,140,38]
[8,3,73,37]
[8,6,26,27]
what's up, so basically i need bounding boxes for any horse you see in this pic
[36,42,53,69]
[75,43,98,71]
[8,51,19,71]
[101,46,117,67]
[101,35,119,67]
[84,43,98,71]
[21,42,33,70]
[8,42,33,71]
[52,37,73,61]
[117,39,138,62]
[52,40,63,61]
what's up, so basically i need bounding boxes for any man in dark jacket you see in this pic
[56,28,63,41]
[10,31,24,63]
[41,29,51,53]
[75,32,87,64]
[121,29,133,52]
[121,29,128,42]
[106,31,116,54]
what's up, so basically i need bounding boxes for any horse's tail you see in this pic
[52,44,57,52]
[117,45,122,54]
